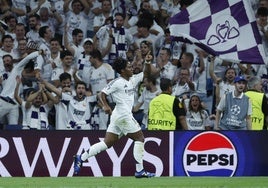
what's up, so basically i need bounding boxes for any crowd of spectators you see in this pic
[0,0,268,130]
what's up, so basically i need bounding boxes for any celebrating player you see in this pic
[73,54,155,178]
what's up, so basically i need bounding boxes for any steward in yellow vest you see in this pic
[148,78,187,130]
[245,76,268,130]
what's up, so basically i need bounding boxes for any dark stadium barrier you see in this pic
[0,130,267,177]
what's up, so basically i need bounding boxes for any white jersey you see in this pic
[186,110,210,130]
[62,93,95,130]
[102,72,144,117]
[0,71,10,92]
[89,63,115,95]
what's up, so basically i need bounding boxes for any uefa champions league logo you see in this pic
[230,105,241,116]
[206,15,240,51]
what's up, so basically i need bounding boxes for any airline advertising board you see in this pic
[0,131,170,177]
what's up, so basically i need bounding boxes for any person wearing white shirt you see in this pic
[86,0,102,38]
[14,79,54,130]
[0,50,42,127]
[73,55,155,178]
[26,14,41,45]
[93,0,113,33]
[64,0,90,42]
[76,38,94,80]
[133,76,161,129]
[43,72,76,130]
[39,38,62,82]
[215,75,252,130]
[51,50,77,88]
[94,17,114,64]
[84,49,115,130]
[13,23,26,50]
[39,6,63,38]
[209,56,236,106]
[0,35,19,72]
[11,0,27,25]
[186,93,211,130]
[172,67,196,108]
[45,80,95,130]
[110,12,137,60]
[34,26,54,83]
[134,19,158,52]
[157,48,177,81]
[64,28,84,67]
[145,47,177,87]
[3,15,17,39]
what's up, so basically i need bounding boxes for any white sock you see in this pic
[133,141,144,172]
[81,141,108,161]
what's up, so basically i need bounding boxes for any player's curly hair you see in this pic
[112,58,128,74]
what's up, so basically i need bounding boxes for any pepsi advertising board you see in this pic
[174,131,268,176]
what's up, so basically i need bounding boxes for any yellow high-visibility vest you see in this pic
[245,91,265,130]
[148,94,176,130]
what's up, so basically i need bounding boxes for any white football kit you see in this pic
[102,72,143,135]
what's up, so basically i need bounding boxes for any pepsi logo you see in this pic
[183,131,237,176]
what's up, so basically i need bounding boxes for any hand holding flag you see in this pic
[169,0,266,64]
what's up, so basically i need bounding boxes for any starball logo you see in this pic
[183,132,238,176]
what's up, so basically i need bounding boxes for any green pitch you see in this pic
[1,177,268,188]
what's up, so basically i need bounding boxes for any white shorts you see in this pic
[107,113,141,136]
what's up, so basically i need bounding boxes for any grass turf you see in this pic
[1,177,268,188]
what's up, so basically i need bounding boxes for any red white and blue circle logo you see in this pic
[183,131,238,176]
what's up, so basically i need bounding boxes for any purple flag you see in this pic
[169,0,266,64]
